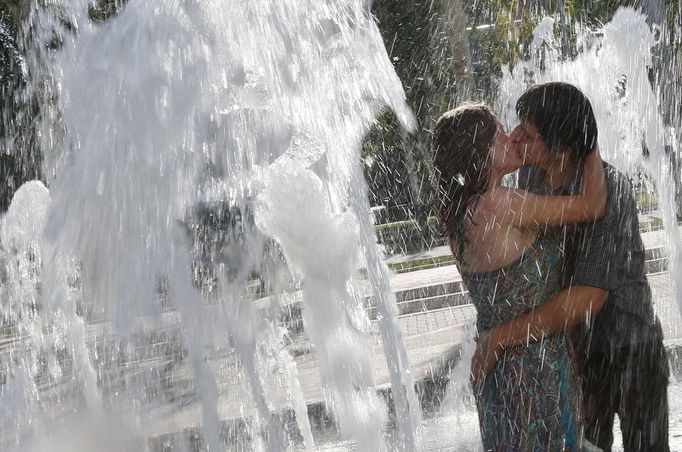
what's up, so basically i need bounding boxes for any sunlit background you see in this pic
[0,1,680,451]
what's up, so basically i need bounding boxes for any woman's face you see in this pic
[489,121,522,175]
[510,121,551,168]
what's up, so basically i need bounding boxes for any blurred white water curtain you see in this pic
[0,0,422,451]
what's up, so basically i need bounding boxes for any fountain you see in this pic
[1,0,422,450]
[1,1,681,451]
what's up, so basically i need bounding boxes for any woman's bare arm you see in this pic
[476,149,607,229]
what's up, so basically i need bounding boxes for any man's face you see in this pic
[510,121,550,168]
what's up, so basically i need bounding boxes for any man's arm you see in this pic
[471,285,607,387]
[492,285,607,348]
[500,163,621,346]
[472,167,623,386]
[494,164,615,347]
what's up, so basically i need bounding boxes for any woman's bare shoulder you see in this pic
[461,219,536,273]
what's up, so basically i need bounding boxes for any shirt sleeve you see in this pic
[571,170,630,290]
[571,220,616,289]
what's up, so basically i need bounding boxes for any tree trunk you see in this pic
[447,0,474,100]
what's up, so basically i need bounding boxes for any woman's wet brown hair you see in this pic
[431,103,497,260]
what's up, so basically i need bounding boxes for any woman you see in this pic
[431,103,606,451]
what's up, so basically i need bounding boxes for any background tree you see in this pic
[0,0,126,212]
[0,0,679,220]
[366,0,472,251]
[0,2,40,212]
[366,0,682,231]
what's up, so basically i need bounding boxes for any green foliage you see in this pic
[465,0,538,79]
[373,0,460,117]
[565,0,633,23]
[365,1,462,224]
[388,254,453,272]
[635,190,659,210]
[89,0,127,23]
[374,219,418,233]
[373,216,443,254]
[0,5,42,211]
[364,0,682,228]
[0,0,132,212]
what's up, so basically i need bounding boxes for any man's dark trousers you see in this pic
[580,322,669,452]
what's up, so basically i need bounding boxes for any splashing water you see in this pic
[9,2,679,451]
[0,0,423,450]
[430,8,682,450]
[495,8,682,327]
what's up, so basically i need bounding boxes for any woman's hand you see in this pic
[470,330,503,390]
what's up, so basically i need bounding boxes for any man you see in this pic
[472,82,670,451]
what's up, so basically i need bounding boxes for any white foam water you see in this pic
[0,0,421,450]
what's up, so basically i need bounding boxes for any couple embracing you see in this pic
[431,82,669,451]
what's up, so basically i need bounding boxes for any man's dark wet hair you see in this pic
[515,82,598,158]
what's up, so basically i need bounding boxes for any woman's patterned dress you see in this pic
[462,237,582,452]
